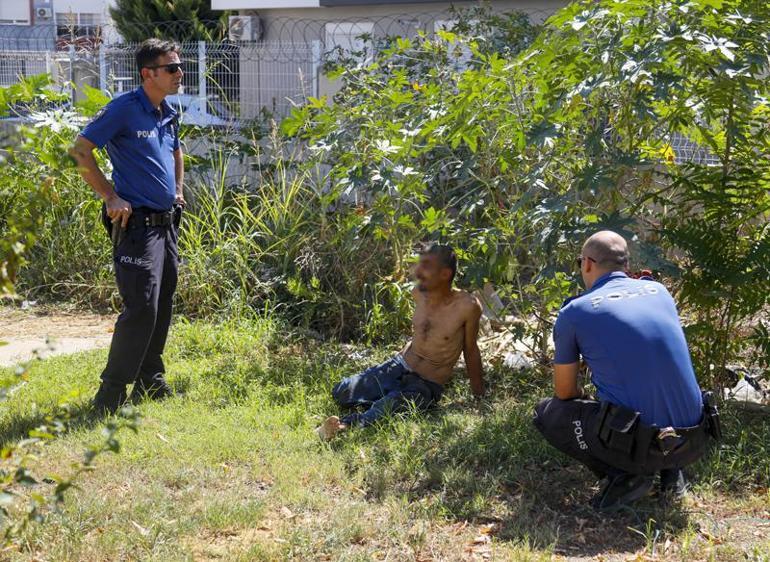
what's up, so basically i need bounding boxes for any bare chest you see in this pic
[412,303,464,345]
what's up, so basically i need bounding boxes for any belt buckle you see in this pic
[658,427,680,440]
[657,427,681,456]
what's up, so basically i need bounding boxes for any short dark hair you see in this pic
[135,39,180,78]
[420,243,457,283]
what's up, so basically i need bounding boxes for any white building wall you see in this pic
[53,0,115,15]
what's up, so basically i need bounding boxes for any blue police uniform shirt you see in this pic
[553,271,703,428]
[80,86,179,211]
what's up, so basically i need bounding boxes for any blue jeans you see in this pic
[332,357,443,428]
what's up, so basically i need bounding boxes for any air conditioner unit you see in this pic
[228,16,262,42]
[36,7,53,19]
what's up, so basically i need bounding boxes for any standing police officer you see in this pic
[533,231,716,510]
[71,39,185,414]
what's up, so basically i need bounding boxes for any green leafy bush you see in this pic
[0,78,139,546]
[284,1,770,382]
[4,2,769,384]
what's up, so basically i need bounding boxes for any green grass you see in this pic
[1,317,769,561]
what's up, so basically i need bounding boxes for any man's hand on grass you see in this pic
[316,415,348,441]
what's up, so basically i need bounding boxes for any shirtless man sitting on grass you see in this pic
[318,244,484,439]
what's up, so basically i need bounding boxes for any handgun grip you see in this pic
[111,223,125,248]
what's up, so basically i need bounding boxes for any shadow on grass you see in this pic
[324,364,770,558]
[0,400,103,449]
[426,407,694,557]
[204,340,768,555]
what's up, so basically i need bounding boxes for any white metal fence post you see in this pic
[311,39,321,99]
[197,40,207,103]
[68,44,76,103]
[99,46,108,93]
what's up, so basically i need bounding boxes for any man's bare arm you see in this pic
[69,136,132,227]
[553,362,582,400]
[173,147,185,205]
[463,298,484,397]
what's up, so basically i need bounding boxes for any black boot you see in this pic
[591,473,654,511]
[130,373,173,403]
[659,468,687,502]
[92,382,128,415]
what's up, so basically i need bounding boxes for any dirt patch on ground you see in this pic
[0,306,114,367]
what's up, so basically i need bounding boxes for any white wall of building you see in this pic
[53,0,115,15]
[0,0,31,25]
[214,0,318,7]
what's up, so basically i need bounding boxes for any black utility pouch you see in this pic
[598,402,641,454]
[702,391,723,440]
[173,204,183,229]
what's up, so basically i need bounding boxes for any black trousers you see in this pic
[100,207,180,387]
[533,397,706,478]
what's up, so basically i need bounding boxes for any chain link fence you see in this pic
[0,40,320,121]
[91,40,320,121]
[0,9,716,165]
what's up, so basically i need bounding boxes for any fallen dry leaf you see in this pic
[478,523,496,535]
[698,529,724,544]
[130,520,150,536]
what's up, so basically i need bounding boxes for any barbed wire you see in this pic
[0,8,554,52]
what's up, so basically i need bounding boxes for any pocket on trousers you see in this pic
[114,247,154,306]
[115,264,154,306]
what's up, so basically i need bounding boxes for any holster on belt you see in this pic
[702,390,722,440]
[102,203,126,250]
[110,222,126,249]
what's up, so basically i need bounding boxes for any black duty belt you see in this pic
[103,204,178,249]
[595,391,718,469]
[131,209,174,227]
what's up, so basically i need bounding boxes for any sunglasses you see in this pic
[144,63,183,74]
[576,255,597,268]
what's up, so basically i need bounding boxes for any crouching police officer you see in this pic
[533,231,720,511]
[70,39,185,414]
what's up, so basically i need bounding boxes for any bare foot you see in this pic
[316,416,347,441]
